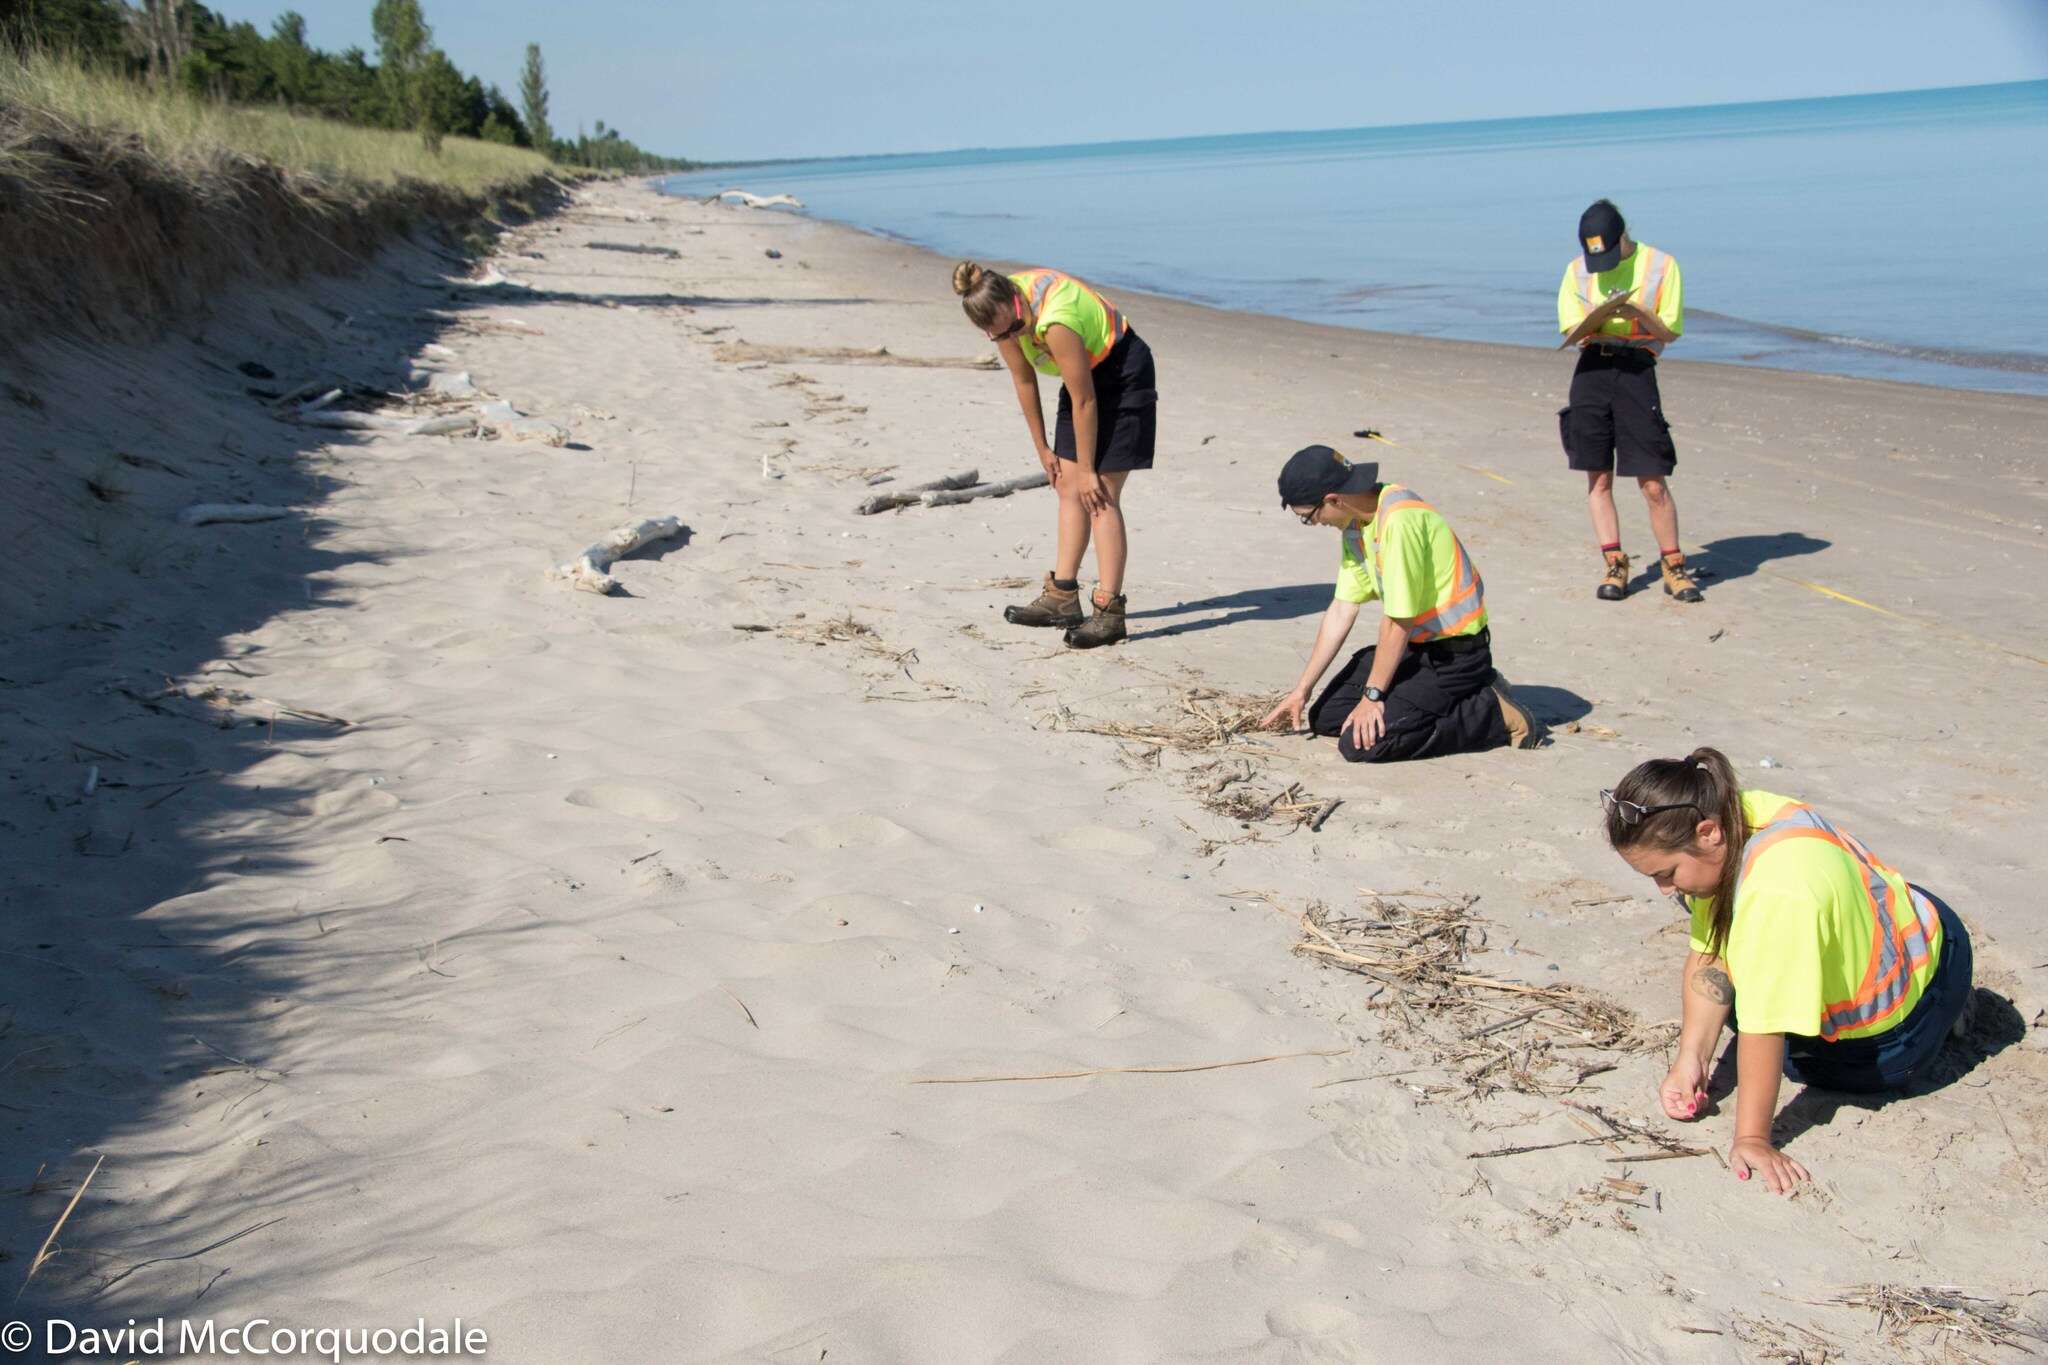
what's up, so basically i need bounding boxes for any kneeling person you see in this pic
[1261,445,1541,761]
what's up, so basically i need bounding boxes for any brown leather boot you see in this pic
[1004,572,1083,628]
[1490,673,1546,749]
[1597,551,1630,601]
[1064,588,1127,649]
[1660,554,1704,603]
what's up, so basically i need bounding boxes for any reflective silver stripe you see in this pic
[1635,246,1668,314]
[1028,271,1125,362]
[1739,806,1937,1039]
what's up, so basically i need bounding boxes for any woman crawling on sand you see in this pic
[951,261,1158,649]
[1603,747,1975,1194]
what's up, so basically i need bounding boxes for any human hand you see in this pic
[1075,468,1110,515]
[1036,446,1061,483]
[1342,698,1387,751]
[1659,1055,1711,1121]
[1261,691,1307,732]
[1730,1136,1810,1195]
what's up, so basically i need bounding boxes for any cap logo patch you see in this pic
[1332,451,1349,468]
[1585,235,1605,253]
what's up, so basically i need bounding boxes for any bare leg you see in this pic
[1586,470,1620,547]
[1090,471,1131,598]
[1054,464,1090,582]
[1639,476,1680,553]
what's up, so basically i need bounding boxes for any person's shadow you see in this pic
[1630,532,1831,592]
[1693,989,2028,1150]
[1507,684,1594,727]
[1126,583,1327,640]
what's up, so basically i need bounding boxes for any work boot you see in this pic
[1064,588,1127,649]
[1597,551,1631,602]
[1490,673,1546,749]
[1660,554,1704,603]
[1004,572,1083,628]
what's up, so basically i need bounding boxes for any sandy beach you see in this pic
[3,178,2045,1362]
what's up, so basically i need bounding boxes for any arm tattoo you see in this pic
[1690,966,1735,1006]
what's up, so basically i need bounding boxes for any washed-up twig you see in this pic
[919,471,1048,507]
[1048,686,1275,753]
[629,848,664,865]
[855,468,980,515]
[910,1046,1348,1085]
[716,341,998,370]
[21,1153,103,1294]
[720,986,759,1029]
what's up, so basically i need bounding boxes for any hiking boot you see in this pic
[1490,673,1546,749]
[1597,552,1631,602]
[1660,554,1704,603]
[1064,590,1127,649]
[1004,572,1083,628]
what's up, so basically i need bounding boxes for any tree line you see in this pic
[1,0,695,169]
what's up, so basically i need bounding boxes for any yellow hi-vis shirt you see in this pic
[1689,791,1945,1042]
[1011,269,1126,377]
[1557,240,1684,341]
[1333,484,1489,641]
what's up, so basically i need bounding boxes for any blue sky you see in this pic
[214,0,2048,161]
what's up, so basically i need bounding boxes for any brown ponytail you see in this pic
[951,260,1016,331]
[1605,746,1750,957]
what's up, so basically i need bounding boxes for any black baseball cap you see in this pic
[1278,444,1379,508]
[1578,199,1626,272]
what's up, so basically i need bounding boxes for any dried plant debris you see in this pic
[1190,758,1335,829]
[713,341,998,369]
[769,616,957,702]
[1045,686,1275,753]
[1295,891,1677,1103]
[1826,1285,2048,1356]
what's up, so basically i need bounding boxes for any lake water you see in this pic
[658,81,2048,396]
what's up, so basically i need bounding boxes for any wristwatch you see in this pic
[1362,685,1387,703]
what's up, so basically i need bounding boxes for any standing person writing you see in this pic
[952,261,1158,649]
[1260,444,1542,762]
[1557,199,1704,604]
[1602,748,1977,1194]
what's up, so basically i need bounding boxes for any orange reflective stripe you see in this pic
[1023,269,1125,364]
[1370,488,1487,644]
[1738,804,1940,1041]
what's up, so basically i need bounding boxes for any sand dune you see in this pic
[1,179,2043,1362]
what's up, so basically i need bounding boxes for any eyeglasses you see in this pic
[1600,789,1701,826]
[1294,505,1320,526]
[987,295,1026,343]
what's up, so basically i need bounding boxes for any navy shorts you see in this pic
[1559,344,1676,478]
[1054,330,1157,473]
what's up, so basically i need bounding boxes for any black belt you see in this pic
[1588,341,1656,361]
[1420,627,1490,656]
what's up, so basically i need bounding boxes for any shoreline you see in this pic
[3,177,2043,1359]
[660,179,2048,404]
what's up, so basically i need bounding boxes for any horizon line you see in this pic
[678,75,2047,172]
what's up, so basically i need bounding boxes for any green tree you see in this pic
[414,45,468,152]
[518,42,551,159]
[0,0,129,61]
[369,0,430,136]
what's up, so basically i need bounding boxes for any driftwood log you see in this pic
[177,504,293,527]
[920,471,1048,507]
[708,189,804,210]
[294,409,476,437]
[854,469,980,515]
[552,516,686,595]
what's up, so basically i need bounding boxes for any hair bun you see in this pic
[951,260,984,296]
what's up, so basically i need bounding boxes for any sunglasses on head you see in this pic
[988,295,1025,343]
[1600,789,1702,826]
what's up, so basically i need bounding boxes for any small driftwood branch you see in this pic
[708,189,804,209]
[293,409,476,438]
[909,1045,1348,1085]
[476,400,567,447]
[552,516,685,595]
[920,471,1048,508]
[177,504,293,527]
[1307,797,1342,832]
[590,240,681,259]
[855,468,980,515]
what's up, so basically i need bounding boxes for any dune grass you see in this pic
[0,49,550,195]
